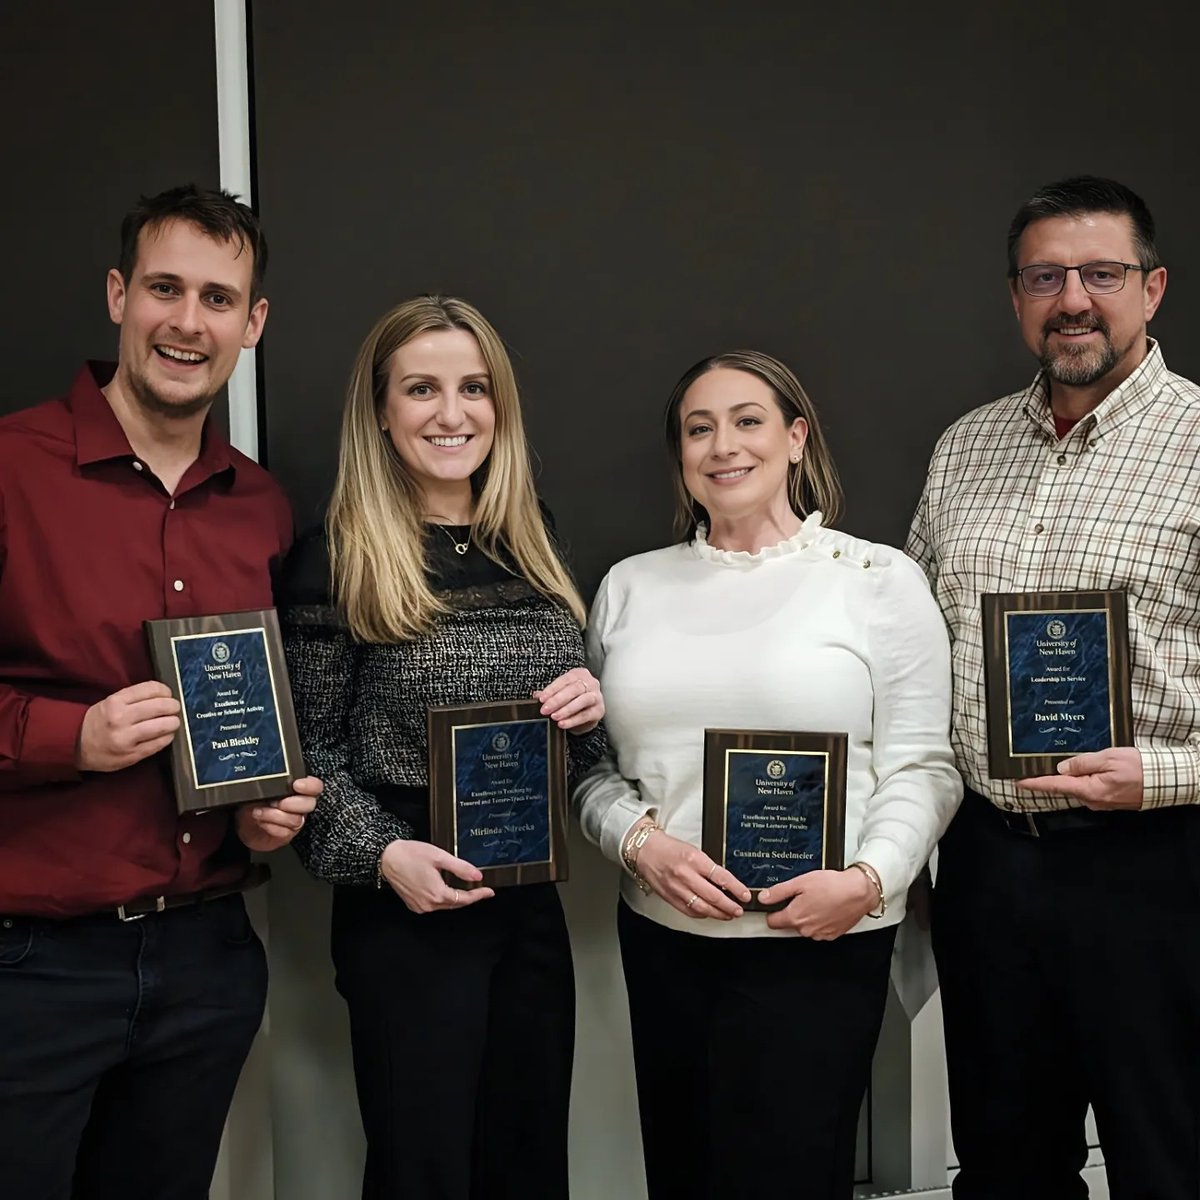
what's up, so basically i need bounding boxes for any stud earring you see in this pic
[790,452,801,463]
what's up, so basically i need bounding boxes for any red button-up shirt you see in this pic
[0,363,293,917]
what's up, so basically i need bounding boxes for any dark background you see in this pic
[4,3,1195,600]
[3,3,221,411]
[251,0,1199,595]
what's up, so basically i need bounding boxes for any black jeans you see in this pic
[332,881,575,1200]
[0,894,267,1200]
[934,789,1200,1200]
[618,901,896,1200]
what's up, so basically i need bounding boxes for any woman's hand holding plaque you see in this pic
[634,831,751,921]
[760,868,879,940]
[380,839,496,914]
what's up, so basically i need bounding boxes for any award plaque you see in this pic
[428,698,568,887]
[702,729,847,912]
[981,590,1134,779]
[144,609,305,815]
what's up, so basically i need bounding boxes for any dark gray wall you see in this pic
[2,2,221,415]
[253,0,1198,595]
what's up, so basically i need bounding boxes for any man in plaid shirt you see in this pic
[908,176,1200,1200]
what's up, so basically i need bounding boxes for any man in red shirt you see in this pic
[0,185,320,1199]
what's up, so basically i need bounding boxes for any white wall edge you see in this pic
[212,4,273,1199]
[214,0,259,461]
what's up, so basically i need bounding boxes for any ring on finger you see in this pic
[686,892,700,909]
[706,863,718,882]
[452,889,461,905]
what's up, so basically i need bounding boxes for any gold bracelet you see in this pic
[849,861,886,919]
[621,819,661,895]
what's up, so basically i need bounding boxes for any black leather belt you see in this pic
[967,787,1129,838]
[116,862,270,922]
[993,805,1117,838]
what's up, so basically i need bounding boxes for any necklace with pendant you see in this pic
[429,520,470,555]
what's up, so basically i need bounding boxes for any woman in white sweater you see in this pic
[574,350,960,1199]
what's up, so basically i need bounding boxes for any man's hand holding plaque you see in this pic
[234,777,323,851]
[1016,746,1145,810]
[75,680,182,772]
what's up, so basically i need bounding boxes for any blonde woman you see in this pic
[281,296,605,1200]
[574,351,960,1199]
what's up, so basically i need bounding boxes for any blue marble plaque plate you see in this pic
[1005,609,1111,756]
[172,627,288,788]
[452,719,552,868]
[723,750,830,889]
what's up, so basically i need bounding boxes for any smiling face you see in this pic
[106,218,267,419]
[380,328,497,505]
[1010,212,1166,393]
[678,367,807,526]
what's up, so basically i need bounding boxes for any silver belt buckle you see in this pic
[117,896,166,922]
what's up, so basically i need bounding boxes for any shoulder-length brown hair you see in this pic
[662,350,844,541]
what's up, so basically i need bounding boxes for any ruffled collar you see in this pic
[692,511,825,566]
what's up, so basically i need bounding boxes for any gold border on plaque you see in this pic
[721,748,832,869]
[1002,606,1117,759]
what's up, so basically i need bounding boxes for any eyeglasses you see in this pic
[1015,261,1148,298]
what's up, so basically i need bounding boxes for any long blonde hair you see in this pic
[328,295,585,641]
[663,350,844,541]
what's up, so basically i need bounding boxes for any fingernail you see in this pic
[758,890,769,902]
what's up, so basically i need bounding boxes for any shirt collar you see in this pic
[68,361,236,482]
[1021,338,1169,441]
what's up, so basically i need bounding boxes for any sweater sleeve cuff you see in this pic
[852,838,911,906]
[1139,743,1200,809]
[22,697,88,778]
[352,814,415,887]
[599,796,656,866]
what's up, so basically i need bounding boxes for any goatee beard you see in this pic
[1038,315,1125,388]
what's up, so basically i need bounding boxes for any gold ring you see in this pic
[706,863,718,882]
[452,889,461,905]
[686,892,699,909]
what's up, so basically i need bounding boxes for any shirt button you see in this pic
[173,579,185,592]
[1,918,12,929]
[182,832,192,845]
[1056,453,1067,465]
[132,461,143,472]
[862,559,871,569]
[1033,523,1045,534]
[832,549,841,559]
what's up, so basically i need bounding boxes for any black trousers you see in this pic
[0,895,267,1200]
[332,881,575,1200]
[934,790,1200,1200]
[617,901,896,1200]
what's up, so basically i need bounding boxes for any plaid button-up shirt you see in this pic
[906,340,1200,811]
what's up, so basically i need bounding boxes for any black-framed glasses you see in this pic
[1015,261,1148,297]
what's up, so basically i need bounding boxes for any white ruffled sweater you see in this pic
[573,514,962,938]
